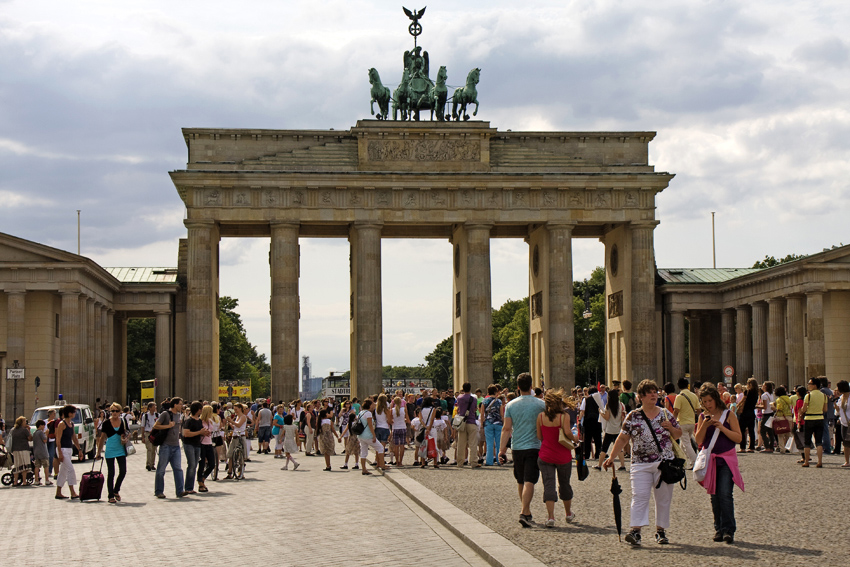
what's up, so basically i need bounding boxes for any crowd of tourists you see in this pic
[1,372,847,548]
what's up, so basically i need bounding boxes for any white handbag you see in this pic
[693,410,727,482]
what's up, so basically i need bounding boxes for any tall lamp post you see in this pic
[582,285,593,385]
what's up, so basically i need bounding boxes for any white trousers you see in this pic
[57,448,77,487]
[629,462,674,529]
[359,437,384,459]
[680,424,698,466]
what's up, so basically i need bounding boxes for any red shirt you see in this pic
[538,417,573,465]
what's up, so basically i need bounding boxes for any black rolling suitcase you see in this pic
[79,458,105,502]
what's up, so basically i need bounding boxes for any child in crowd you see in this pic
[281,414,300,471]
[32,420,52,486]
[411,408,422,466]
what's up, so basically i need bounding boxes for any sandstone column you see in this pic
[630,221,658,382]
[670,310,686,382]
[185,219,219,402]
[721,309,736,377]
[78,295,88,401]
[688,314,701,382]
[735,306,752,381]
[155,310,172,398]
[806,290,826,377]
[94,304,104,402]
[766,298,788,388]
[349,221,383,399]
[465,223,494,393]
[116,313,128,405]
[547,222,576,390]
[106,309,115,402]
[60,292,81,402]
[270,221,300,403]
[5,290,26,419]
[751,302,768,380]
[86,298,96,407]
[786,295,805,386]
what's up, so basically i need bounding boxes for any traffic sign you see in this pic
[6,368,25,380]
[723,365,734,378]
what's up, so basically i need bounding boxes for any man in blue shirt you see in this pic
[499,373,545,527]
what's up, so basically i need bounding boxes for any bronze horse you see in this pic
[452,68,480,121]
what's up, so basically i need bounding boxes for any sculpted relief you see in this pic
[367,139,480,162]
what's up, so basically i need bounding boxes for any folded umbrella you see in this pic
[610,467,623,541]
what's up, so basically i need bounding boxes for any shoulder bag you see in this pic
[558,414,576,450]
[639,409,686,489]
[452,397,472,431]
[692,410,727,482]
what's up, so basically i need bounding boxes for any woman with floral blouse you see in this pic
[604,379,682,547]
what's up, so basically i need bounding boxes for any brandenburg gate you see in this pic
[170,120,674,402]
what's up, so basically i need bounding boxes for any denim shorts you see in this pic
[375,427,390,443]
[257,426,272,443]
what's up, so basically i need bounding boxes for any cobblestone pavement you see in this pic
[402,449,847,567]
[0,441,489,567]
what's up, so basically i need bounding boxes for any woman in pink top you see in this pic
[536,389,577,527]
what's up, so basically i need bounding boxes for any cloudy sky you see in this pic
[2,1,848,377]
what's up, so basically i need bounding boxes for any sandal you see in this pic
[199,486,209,492]
[108,497,117,504]
[114,493,121,501]
[816,464,822,468]
[362,471,372,475]
[801,463,809,467]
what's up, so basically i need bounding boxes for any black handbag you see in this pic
[575,443,589,481]
[639,410,686,489]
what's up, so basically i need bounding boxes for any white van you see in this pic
[30,404,97,462]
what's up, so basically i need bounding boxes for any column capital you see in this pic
[4,288,27,295]
[463,221,494,231]
[765,297,785,304]
[630,220,660,229]
[735,304,750,312]
[669,308,687,314]
[270,220,300,229]
[153,309,172,315]
[351,220,384,229]
[803,284,826,296]
[545,221,578,230]
[107,308,116,315]
[184,219,216,230]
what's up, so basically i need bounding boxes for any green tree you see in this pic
[574,266,606,387]
[751,253,807,269]
[492,298,530,385]
[126,317,155,403]
[219,296,271,398]
[424,336,453,390]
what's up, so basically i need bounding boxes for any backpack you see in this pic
[623,392,637,412]
[350,411,366,436]
[148,412,170,447]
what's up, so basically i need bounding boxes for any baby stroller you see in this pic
[1,445,36,486]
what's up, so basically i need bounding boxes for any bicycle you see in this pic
[227,435,245,481]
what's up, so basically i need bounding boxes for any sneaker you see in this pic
[565,513,576,523]
[723,533,735,544]
[293,462,300,471]
[352,465,359,470]
[340,465,348,470]
[655,530,669,545]
[545,518,555,528]
[713,531,724,542]
[519,514,534,528]
[281,465,288,470]
[625,530,642,546]
[155,493,166,499]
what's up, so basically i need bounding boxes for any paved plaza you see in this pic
[2,440,845,567]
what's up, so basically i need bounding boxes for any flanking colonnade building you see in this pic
[2,120,848,418]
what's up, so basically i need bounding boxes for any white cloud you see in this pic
[2,0,850,373]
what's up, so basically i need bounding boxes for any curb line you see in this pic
[382,469,546,567]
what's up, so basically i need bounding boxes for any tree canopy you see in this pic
[751,253,807,269]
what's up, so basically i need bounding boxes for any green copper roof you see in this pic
[104,267,178,284]
[657,267,763,284]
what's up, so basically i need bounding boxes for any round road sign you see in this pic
[723,365,734,378]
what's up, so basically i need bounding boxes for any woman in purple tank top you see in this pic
[695,384,744,545]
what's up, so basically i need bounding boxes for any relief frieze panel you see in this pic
[366,139,481,162]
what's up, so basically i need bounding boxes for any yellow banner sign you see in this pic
[218,385,252,399]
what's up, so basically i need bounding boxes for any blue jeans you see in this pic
[710,458,736,535]
[155,444,184,496]
[822,420,832,454]
[484,422,503,466]
[183,444,201,492]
